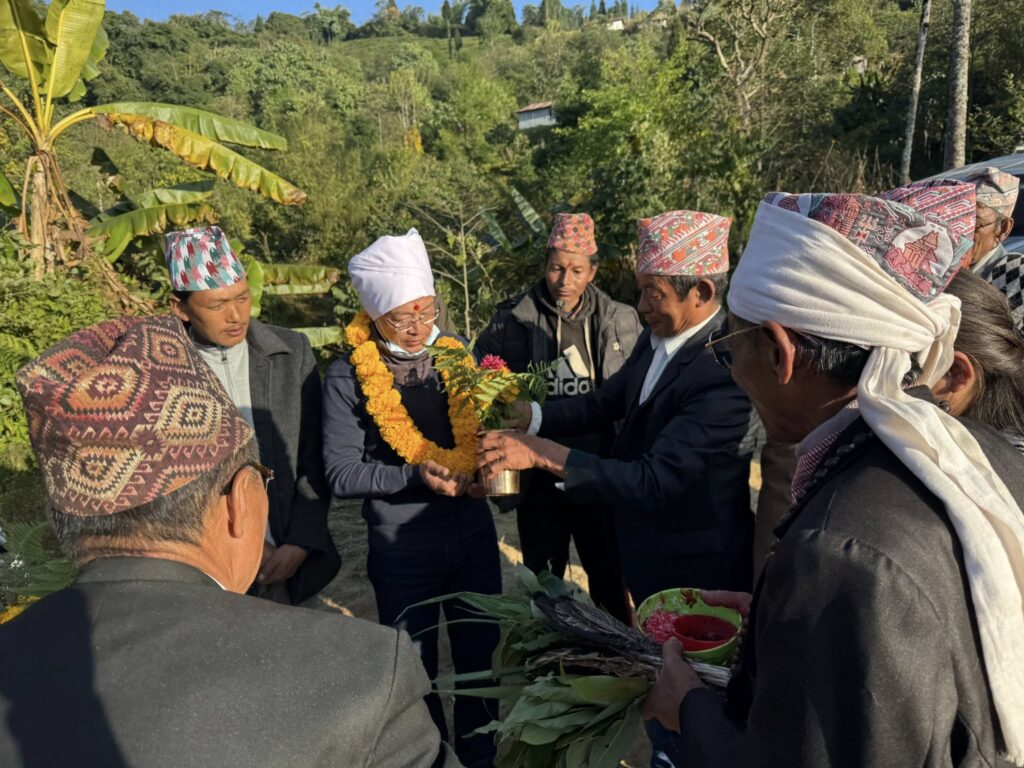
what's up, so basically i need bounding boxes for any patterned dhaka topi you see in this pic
[964,166,1020,218]
[880,178,977,267]
[636,210,731,276]
[165,226,246,292]
[16,315,254,517]
[547,212,598,258]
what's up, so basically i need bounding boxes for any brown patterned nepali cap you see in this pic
[547,213,598,258]
[16,315,254,517]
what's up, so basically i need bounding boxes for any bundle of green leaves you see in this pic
[424,568,729,767]
[429,346,548,430]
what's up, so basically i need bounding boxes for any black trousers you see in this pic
[515,477,631,624]
[369,517,501,768]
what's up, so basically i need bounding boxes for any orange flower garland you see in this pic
[344,311,479,474]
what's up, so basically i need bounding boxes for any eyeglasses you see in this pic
[705,326,759,369]
[379,307,440,333]
[976,204,1008,231]
[221,461,274,495]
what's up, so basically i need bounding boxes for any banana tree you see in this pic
[0,0,306,279]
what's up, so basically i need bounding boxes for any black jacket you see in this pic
[474,282,642,386]
[678,414,1022,768]
[0,558,456,768]
[539,311,754,600]
[246,320,340,603]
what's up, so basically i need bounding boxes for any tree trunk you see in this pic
[900,0,931,184]
[28,157,48,279]
[944,0,971,170]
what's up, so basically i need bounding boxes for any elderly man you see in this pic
[479,210,754,605]
[643,183,1024,767]
[167,226,339,604]
[475,212,641,623]
[0,316,456,768]
[964,167,1024,324]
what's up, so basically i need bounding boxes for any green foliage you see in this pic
[430,343,546,428]
[0,520,75,605]
[0,240,109,471]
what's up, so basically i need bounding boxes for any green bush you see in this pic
[0,241,111,475]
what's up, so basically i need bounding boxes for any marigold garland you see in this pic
[344,311,479,474]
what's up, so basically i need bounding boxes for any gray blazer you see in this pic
[247,320,340,603]
[0,557,459,768]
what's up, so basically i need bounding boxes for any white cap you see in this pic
[348,229,436,320]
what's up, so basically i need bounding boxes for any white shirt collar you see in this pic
[649,308,721,355]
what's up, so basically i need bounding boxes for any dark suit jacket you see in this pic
[676,414,1020,768]
[0,558,457,768]
[247,320,340,603]
[540,311,754,601]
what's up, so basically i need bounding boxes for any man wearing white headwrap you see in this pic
[322,229,500,767]
[642,183,1024,768]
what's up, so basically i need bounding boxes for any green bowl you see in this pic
[635,588,741,667]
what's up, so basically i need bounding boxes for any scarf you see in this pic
[730,201,1024,764]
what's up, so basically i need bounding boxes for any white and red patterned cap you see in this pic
[636,210,731,276]
[964,167,1019,218]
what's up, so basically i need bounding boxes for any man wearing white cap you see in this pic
[165,226,340,605]
[322,229,500,768]
[643,183,1024,767]
[965,167,1024,325]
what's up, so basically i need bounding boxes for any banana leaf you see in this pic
[260,263,341,296]
[510,186,547,237]
[0,168,19,208]
[42,0,104,99]
[129,180,215,209]
[89,201,217,262]
[294,326,343,349]
[0,0,50,82]
[98,113,306,206]
[94,102,288,151]
[240,252,265,317]
[0,520,75,599]
[481,209,513,252]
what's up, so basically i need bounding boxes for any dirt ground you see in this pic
[304,460,761,767]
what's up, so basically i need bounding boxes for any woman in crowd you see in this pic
[933,270,1024,453]
[321,229,500,768]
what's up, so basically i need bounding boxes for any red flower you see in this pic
[479,354,508,372]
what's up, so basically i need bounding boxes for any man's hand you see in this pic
[259,543,308,585]
[641,638,705,733]
[477,431,541,477]
[419,460,469,497]
[701,590,752,619]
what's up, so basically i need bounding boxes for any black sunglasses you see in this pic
[221,461,274,495]
[705,326,758,369]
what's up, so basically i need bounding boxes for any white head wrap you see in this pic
[730,196,1024,765]
[348,229,435,320]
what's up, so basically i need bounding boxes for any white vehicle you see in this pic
[925,153,1024,253]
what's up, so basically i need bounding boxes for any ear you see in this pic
[169,295,189,324]
[999,216,1015,242]
[224,467,261,541]
[934,351,976,399]
[586,262,598,282]
[761,321,798,385]
[694,279,716,306]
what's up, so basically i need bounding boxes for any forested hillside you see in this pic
[1,0,1022,488]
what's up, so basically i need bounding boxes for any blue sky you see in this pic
[107,0,540,26]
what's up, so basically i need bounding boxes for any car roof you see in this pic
[922,153,1024,182]
[923,153,1024,241]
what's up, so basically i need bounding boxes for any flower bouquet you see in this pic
[427,568,731,767]
[429,348,547,496]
